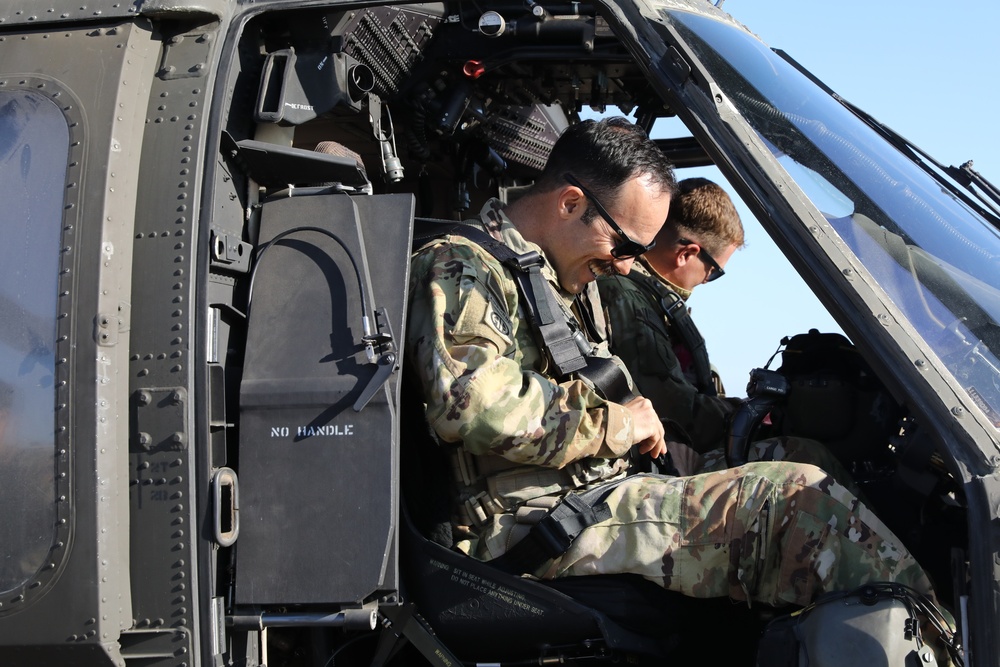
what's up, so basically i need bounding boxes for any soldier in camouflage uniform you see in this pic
[406,118,938,608]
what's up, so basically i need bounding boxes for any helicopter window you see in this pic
[664,9,1000,430]
[0,90,69,592]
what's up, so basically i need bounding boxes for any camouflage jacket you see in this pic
[407,201,636,522]
[598,262,735,454]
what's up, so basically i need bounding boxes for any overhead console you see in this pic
[219,1,697,218]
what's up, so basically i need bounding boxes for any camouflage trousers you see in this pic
[701,436,864,499]
[548,460,935,608]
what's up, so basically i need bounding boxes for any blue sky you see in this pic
[666,0,1000,396]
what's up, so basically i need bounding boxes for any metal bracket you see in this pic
[355,307,399,412]
[96,313,119,346]
[210,230,253,274]
[378,604,461,667]
[120,628,193,661]
[663,45,692,85]
[134,387,188,452]
[95,303,131,346]
[157,31,214,80]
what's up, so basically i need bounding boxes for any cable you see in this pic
[245,224,374,342]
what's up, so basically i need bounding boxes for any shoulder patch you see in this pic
[452,262,515,350]
[486,297,513,339]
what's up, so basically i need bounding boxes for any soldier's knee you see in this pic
[738,459,829,485]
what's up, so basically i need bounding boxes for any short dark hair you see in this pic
[665,177,744,254]
[534,117,676,221]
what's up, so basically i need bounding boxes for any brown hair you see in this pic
[664,178,744,254]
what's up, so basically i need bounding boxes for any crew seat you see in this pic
[399,510,678,663]
[396,386,770,665]
[397,424,679,663]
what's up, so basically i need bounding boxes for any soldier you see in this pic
[598,178,741,473]
[406,117,937,609]
[597,181,857,483]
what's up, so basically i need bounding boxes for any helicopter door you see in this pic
[234,192,412,606]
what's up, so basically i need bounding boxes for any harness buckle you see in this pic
[660,293,686,318]
[509,250,544,271]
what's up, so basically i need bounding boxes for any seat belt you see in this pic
[486,476,640,575]
[413,218,636,403]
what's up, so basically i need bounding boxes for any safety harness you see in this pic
[412,217,637,573]
[632,275,717,396]
[413,218,636,402]
[488,477,633,575]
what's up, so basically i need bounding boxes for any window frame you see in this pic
[0,78,83,608]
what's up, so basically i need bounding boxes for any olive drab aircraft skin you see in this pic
[1,0,999,665]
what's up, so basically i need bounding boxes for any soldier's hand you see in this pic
[623,396,666,459]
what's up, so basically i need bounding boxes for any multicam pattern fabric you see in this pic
[703,436,859,491]
[598,264,736,453]
[407,199,937,607]
[553,462,936,607]
[406,200,634,467]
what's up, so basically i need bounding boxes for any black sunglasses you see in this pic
[677,237,725,282]
[564,173,655,260]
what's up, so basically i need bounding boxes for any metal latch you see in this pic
[211,231,252,274]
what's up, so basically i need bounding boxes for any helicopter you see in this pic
[1,0,999,665]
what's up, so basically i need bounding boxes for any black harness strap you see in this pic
[636,278,717,397]
[580,356,634,403]
[503,244,589,377]
[414,218,635,400]
[486,476,641,575]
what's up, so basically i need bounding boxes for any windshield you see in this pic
[662,8,1000,430]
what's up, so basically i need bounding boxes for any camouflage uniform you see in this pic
[406,200,936,607]
[553,462,933,607]
[695,435,857,489]
[598,262,734,453]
